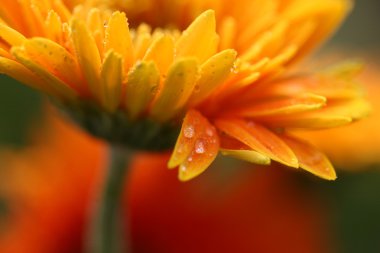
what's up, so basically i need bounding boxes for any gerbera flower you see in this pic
[0,0,369,182]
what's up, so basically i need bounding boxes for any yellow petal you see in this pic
[175,10,219,63]
[219,16,237,50]
[323,98,371,120]
[71,19,101,100]
[45,10,63,43]
[322,61,364,81]
[125,61,160,119]
[51,0,71,22]
[143,34,174,75]
[261,112,352,129]
[220,135,270,165]
[86,8,105,56]
[0,23,26,46]
[104,11,134,69]
[281,135,336,180]
[261,97,369,129]
[150,58,199,121]
[251,75,363,100]
[0,56,53,94]
[100,50,123,112]
[215,118,298,168]
[283,0,352,61]
[11,47,77,100]
[235,93,326,117]
[188,49,237,106]
[134,24,152,60]
[0,47,11,58]
[22,38,84,93]
[168,110,220,181]
[221,149,271,165]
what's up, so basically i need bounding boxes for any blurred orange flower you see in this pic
[0,111,333,253]
[0,109,106,253]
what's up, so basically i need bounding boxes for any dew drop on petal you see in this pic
[309,152,324,167]
[177,144,184,153]
[183,125,195,138]
[247,121,256,127]
[206,127,214,137]
[180,164,187,172]
[187,156,193,162]
[230,62,238,74]
[195,140,205,154]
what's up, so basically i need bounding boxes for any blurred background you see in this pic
[0,1,379,253]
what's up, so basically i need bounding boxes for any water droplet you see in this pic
[180,164,187,172]
[247,121,256,127]
[230,62,238,74]
[206,128,214,137]
[309,153,323,166]
[183,125,194,138]
[195,140,205,154]
[187,156,193,162]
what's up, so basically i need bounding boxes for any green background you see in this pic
[0,1,379,252]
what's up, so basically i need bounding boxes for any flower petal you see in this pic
[100,50,123,112]
[322,98,371,121]
[233,93,326,117]
[251,75,362,100]
[71,19,101,100]
[0,56,53,94]
[260,98,370,129]
[22,38,84,93]
[176,10,219,63]
[125,61,160,119]
[215,118,298,168]
[143,35,174,76]
[104,11,134,70]
[260,112,352,129]
[220,135,271,165]
[150,58,199,121]
[11,47,77,100]
[188,49,237,106]
[0,22,26,46]
[281,135,336,180]
[169,110,220,181]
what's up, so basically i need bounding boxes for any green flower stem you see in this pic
[90,146,131,253]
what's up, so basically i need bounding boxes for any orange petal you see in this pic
[168,110,220,181]
[215,118,298,168]
[250,75,362,100]
[233,93,326,117]
[281,135,336,180]
[259,98,369,129]
[150,58,199,121]
[175,10,219,63]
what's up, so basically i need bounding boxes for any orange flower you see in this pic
[0,0,369,180]
[0,112,333,253]
[130,154,333,253]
